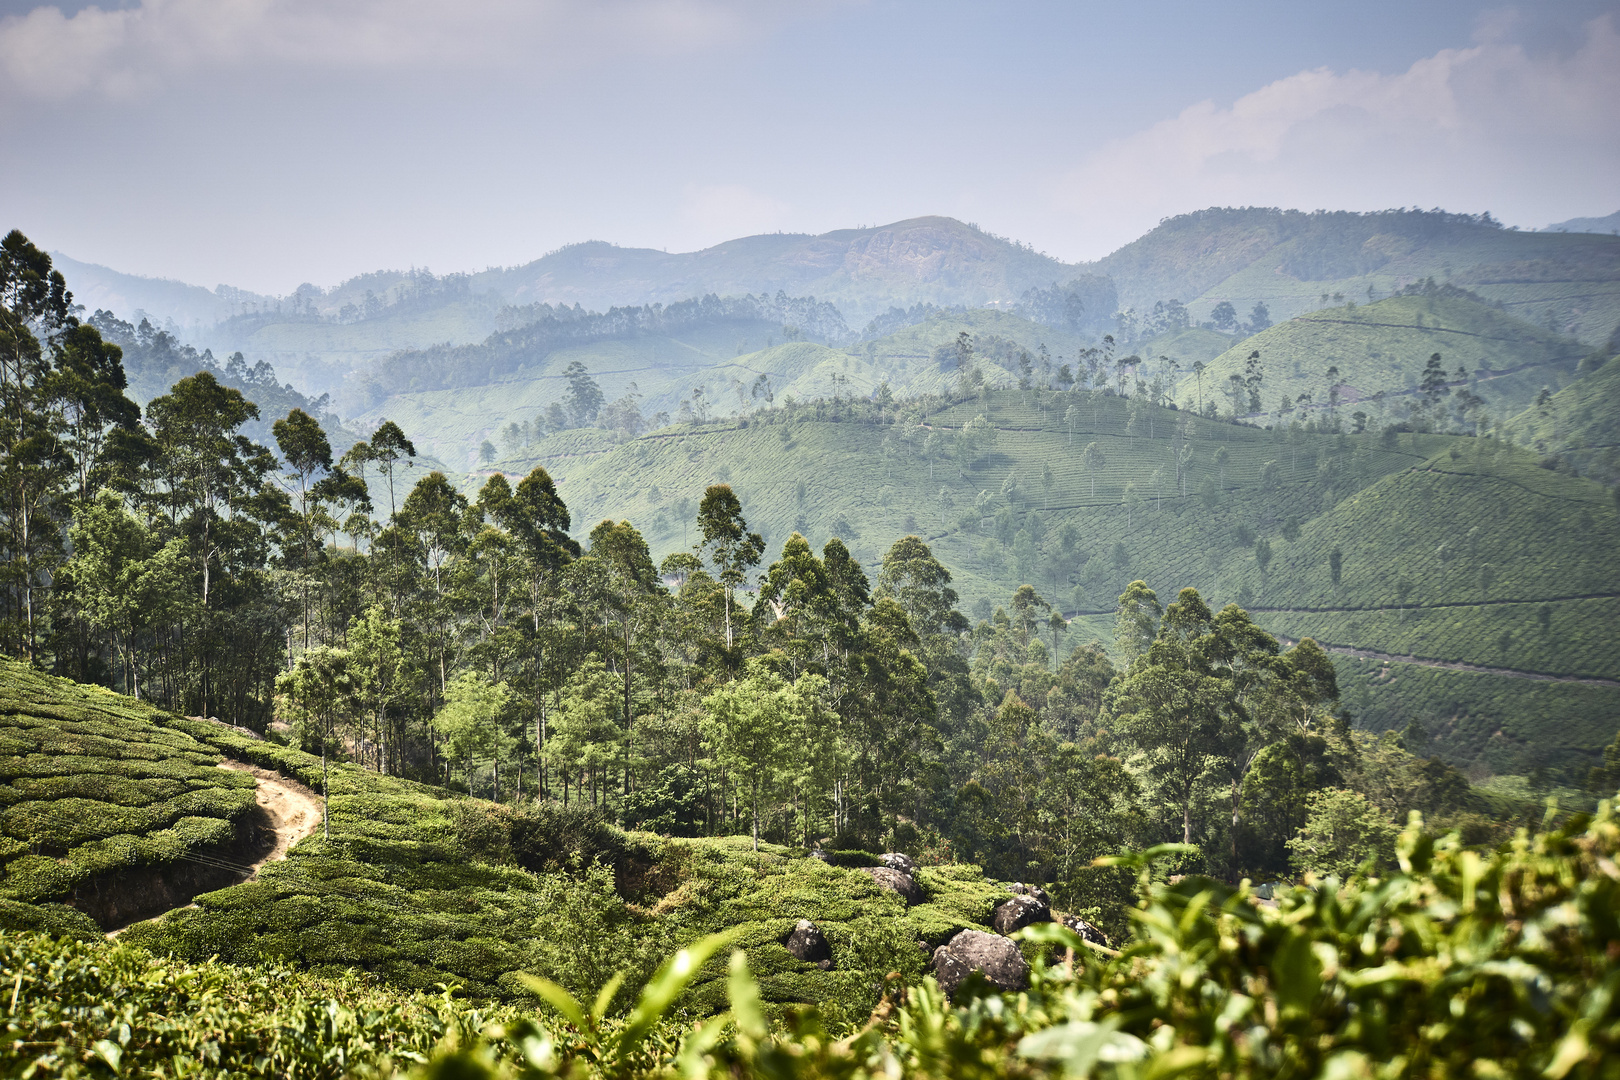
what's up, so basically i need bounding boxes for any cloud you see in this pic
[0,0,799,100]
[1050,14,1620,255]
[678,183,791,245]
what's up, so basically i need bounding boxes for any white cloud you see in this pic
[0,0,799,100]
[678,183,791,245]
[1049,14,1620,256]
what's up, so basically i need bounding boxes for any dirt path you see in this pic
[217,760,324,869]
[104,762,321,939]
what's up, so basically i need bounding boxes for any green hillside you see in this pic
[1182,292,1584,423]
[0,663,260,935]
[1091,207,1620,343]
[1504,349,1620,458]
[484,389,1619,776]
[0,664,1049,1015]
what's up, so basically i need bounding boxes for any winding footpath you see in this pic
[105,761,322,938]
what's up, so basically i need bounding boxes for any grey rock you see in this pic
[993,893,1051,934]
[1062,915,1109,947]
[1009,882,1050,904]
[879,852,917,876]
[860,866,922,905]
[785,918,831,964]
[808,849,832,863]
[931,929,1029,997]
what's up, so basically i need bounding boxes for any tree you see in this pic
[1245,301,1271,334]
[703,660,793,850]
[696,484,764,651]
[1329,547,1343,590]
[369,420,417,520]
[348,604,404,775]
[1210,301,1237,332]
[563,361,604,426]
[276,645,355,837]
[62,492,186,699]
[433,671,515,799]
[1080,441,1104,499]
[1286,787,1396,877]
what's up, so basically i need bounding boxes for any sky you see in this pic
[2,0,1617,294]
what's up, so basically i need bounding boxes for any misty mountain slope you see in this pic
[357,306,1094,468]
[1091,207,1620,342]
[1184,292,1584,422]
[479,389,1616,774]
[1504,347,1620,456]
[50,252,274,336]
[473,217,1080,323]
[1544,211,1620,234]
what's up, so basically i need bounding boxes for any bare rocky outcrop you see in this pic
[860,865,922,905]
[932,929,1029,997]
[785,918,833,968]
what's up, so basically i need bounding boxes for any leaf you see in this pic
[613,932,730,1065]
[591,970,627,1022]
[92,1039,123,1073]
[516,973,587,1032]
[728,948,767,1044]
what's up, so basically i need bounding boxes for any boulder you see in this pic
[1008,882,1050,904]
[1062,915,1109,948]
[992,893,1051,934]
[785,918,832,967]
[931,929,1029,997]
[879,852,917,876]
[860,866,922,905]
[808,849,832,863]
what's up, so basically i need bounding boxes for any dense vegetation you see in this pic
[6,806,1617,1077]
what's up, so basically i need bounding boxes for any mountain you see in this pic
[470,217,1081,325]
[1087,207,1620,345]
[1543,211,1620,235]
[49,251,273,336]
[1183,288,1585,424]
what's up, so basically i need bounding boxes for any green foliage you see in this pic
[10,808,1617,1078]
[0,661,256,916]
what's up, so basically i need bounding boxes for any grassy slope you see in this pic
[1505,352,1620,452]
[351,319,798,464]
[0,665,1025,1013]
[507,391,1618,771]
[0,662,258,933]
[1183,294,1584,420]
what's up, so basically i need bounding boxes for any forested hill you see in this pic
[1088,207,1620,342]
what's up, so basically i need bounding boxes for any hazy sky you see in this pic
[2,0,1617,294]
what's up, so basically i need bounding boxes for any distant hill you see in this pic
[1543,211,1620,235]
[1086,207,1620,345]
[49,252,273,337]
[470,217,1081,325]
[1184,290,1585,425]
